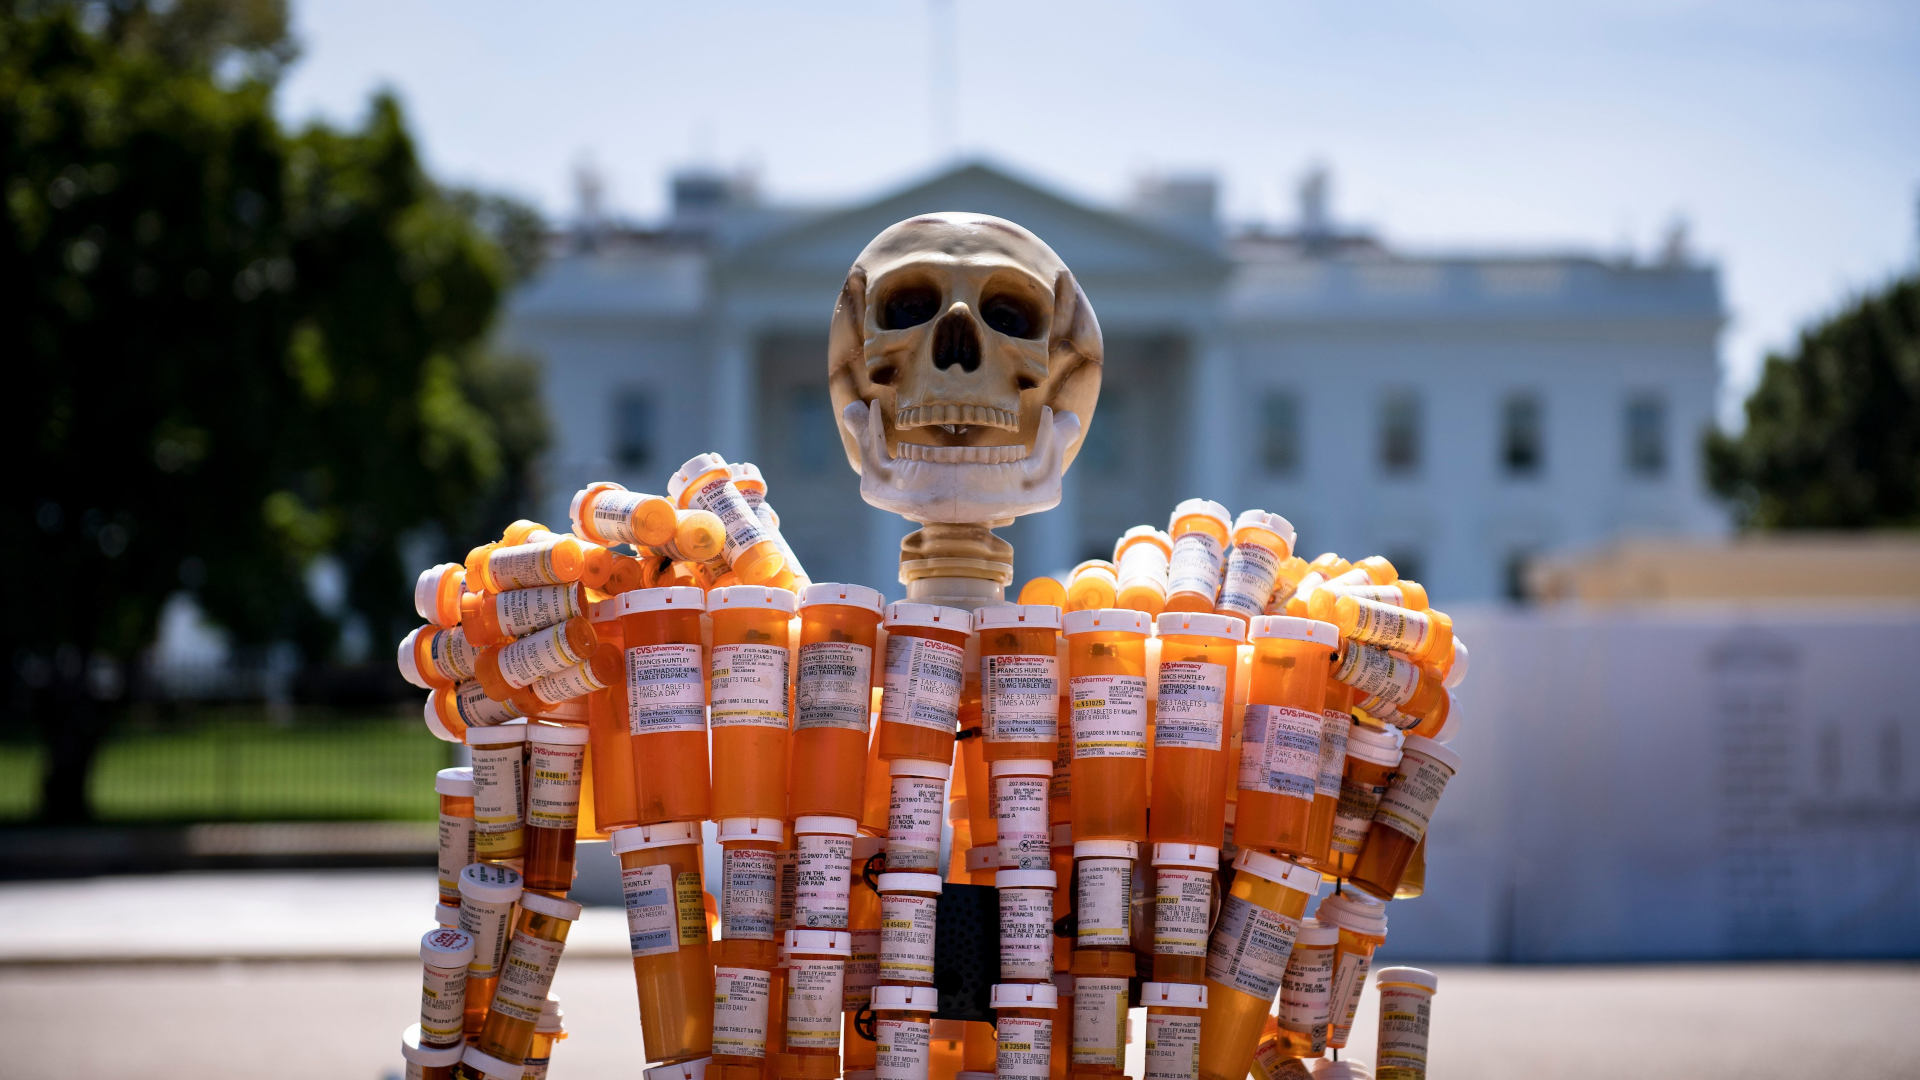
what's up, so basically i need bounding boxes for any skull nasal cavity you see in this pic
[933,311,980,372]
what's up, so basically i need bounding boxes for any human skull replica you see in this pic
[828,212,1102,530]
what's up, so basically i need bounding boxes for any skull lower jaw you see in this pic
[842,399,1080,525]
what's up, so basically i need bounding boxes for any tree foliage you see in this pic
[4,1,548,820]
[1706,275,1920,529]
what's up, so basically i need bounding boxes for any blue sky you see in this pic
[278,1,1919,425]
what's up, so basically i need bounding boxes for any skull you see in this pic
[828,213,1102,525]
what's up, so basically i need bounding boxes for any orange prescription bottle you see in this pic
[466,721,527,863]
[713,937,777,1068]
[418,927,475,1048]
[1150,611,1245,847]
[434,902,461,929]
[402,1023,464,1080]
[1323,577,1428,612]
[887,758,951,873]
[1264,557,1311,616]
[478,536,589,592]
[584,599,639,831]
[1396,834,1428,900]
[1068,947,1131,1076]
[993,982,1059,1080]
[459,1044,524,1080]
[669,453,786,586]
[651,1059,715,1080]
[1313,891,1388,1051]
[728,463,810,588]
[793,815,861,930]
[845,834,886,1061]
[1302,683,1354,871]
[522,722,590,895]
[709,586,798,820]
[1065,561,1119,613]
[399,625,478,690]
[1072,840,1136,954]
[1326,596,1453,669]
[457,862,524,1038]
[571,481,679,550]
[478,891,581,1063]
[1019,576,1069,609]
[435,768,475,906]
[1141,982,1208,1080]
[1350,736,1461,900]
[1281,555,1350,619]
[1236,617,1338,858]
[1330,642,1448,736]
[792,584,886,819]
[618,587,710,825]
[978,605,1063,762]
[718,817,785,960]
[1113,526,1173,615]
[1049,825,1074,974]
[877,872,942,985]
[1325,726,1403,880]
[1216,511,1297,623]
[427,681,521,743]
[461,583,587,649]
[1197,851,1321,1080]
[1064,610,1151,841]
[1164,499,1233,613]
[1249,1039,1313,1080]
[1150,842,1218,983]
[610,821,714,1064]
[1374,967,1438,1080]
[992,759,1052,871]
[878,603,971,763]
[416,563,467,627]
[473,617,596,701]
[872,984,940,1080]
[783,929,853,1058]
[1274,918,1339,1057]
[1325,555,1398,591]
[524,997,566,1079]
[996,868,1057,981]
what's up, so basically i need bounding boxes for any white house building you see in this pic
[502,160,1727,600]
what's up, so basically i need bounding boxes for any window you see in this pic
[1501,392,1543,476]
[1384,549,1424,587]
[1260,389,1302,476]
[787,385,835,473]
[612,390,653,470]
[1502,549,1532,603]
[1625,392,1666,477]
[1378,389,1422,475]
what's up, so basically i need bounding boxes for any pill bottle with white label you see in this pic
[635,509,726,566]
[1216,511,1296,623]
[992,759,1052,871]
[1198,850,1321,1080]
[1310,1061,1370,1079]
[1149,842,1217,983]
[651,1057,715,1080]
[1068,948,1132,1075]
[434,901,461,928]
[1113,526,1173,615]
[402,1022,464,1080]
[478,891,581,1063]
[1064,610,1151,841]
[582,598,639,832]
[1350,737,1460,900]
[1281,555,1349,619]
[1328,641,1448,737]
[457,862,524,1038]
[1274,918,1340,1057]
[1150,611,1244,848]
[1019,575,1069,609]
[792,584,886,819]
[418,926,474,1049]
[1324,555,1397,592]
[1142,981,1207,1080]
[877,603,971,763]
[1048,824,1075,974]
[1250,1035,1315,1080]
[1324,726,1402,881]
[1264,557,1311,616]
[1236,617,1338,860]
[1049,636,1073,828]
[783,928,852,1062]
[1164,499,1233,613]
[1325,596,1454,672]
[617,587,710,825]
[844,834,886,1071]
[460,1043,525,1080]
[1314,890,1387,1051]
[609,821,714,1064]
[416,562,468,627]
[994,982,1059,1080]
[667,453,786,585]
[1322,578,1427,613]
[466,721,527,864]
[461,583,589,649]
[1065,560,1119,613]
[886,758,951,874]
[522,997,566,1080]
[956,641,998,858]
[1302,683,1355,870]
[480,535,593,593]
[792,815,860,929]
[709,586,798,820]
[1072,839,1137,955]
[572,480,680,549]
[506,641,621,719]
[435,768,475,907]
[876,872,941,985]
[1373,966,1437,1080]
[399,624,477,690]
[726,464,807,587]
[718,817,785,966]
[872,984,939,1080]
[997,868,1057,981]
[521,722,589,894]
[712,937,776,1067]
[976,605,1063,762]
[1394,836,1426,900]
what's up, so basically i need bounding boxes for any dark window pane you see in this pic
[1261,390,1301,475]
[788,385,835,473]
[612,391,653,470]
[1384,549,1424,587]
[1503,550,1532,603]
[1502,393,1542,476]
[1626,392,1666,477]
[1379,390,1422,475]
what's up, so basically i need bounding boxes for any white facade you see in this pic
[503,161,1726,599]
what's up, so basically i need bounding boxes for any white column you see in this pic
[710,325,755,461]
[1184,329,1239,504]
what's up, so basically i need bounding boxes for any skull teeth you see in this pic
[893,442,1031,464]
[895,405,1019,432]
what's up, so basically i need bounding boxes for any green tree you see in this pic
[4,1,547,822]
[1706,274,1920,529]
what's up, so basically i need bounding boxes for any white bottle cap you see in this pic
[717,817,786,843]
[1344,723,1404,767]
[419,926,475,967]
[1444,637,1469,688]
[414,563,463,625]
[528,722,590,747]
[1139,981,1208,1008]
[990,982,1059,1009]
[974,604,1064,631]
[1248,616,1340,648]
[1155,611,1246,642]
[1113,525,1172,560]
[644,1058,711,1080]
[1232,509,1297,552]
[785,928,853,956]
[1062,608,1151,637]
[1073,839,1138,860]
[1169,498,1232,531]
[889,757,953,781]
[618,586,706,614]
[876,872,944,895]
[608,820,702,853]
[728,461,765,488]
[967,844,999,873]
[462,1044,527,1080]
[1232,849,1322,895]
[1150,843,1219,870]
[1312,1062,1372,1079]
[854,834,887,860]
[588,594,623,623]
[568,481,623,543]
[1374,965,1440,992]
[422,694,461,744]
[995,869,1058,889]
[457,862,524,905]
[464,719,528,747]
[396,627,430,690]
[1430,696,1461,744]
[799,581,886,616]
[989,758,1052,779]
[668,451,732,502]
[1294,917,1341,948]
[434,766,474,797]
[432,902,461,928]
[709,585,798,614]
[519,890,583,921]
[793,815,860,837]
[400,1024,465,1067]
[1400,734,1463,774]
[884,602,974,634]
[872,984,940,1011]
[536,996,564,1033]
[1314,891,1388,937]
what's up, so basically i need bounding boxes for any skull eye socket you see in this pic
[879,285,941,330]
[981,293,1041,339]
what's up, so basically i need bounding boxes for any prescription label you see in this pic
[1328,949,1372,1045]
[1155,661,1228,751]
[419,962,466,1043]
[879,892,938,982]
[495,583,581,639]
[626,643,706,735]
[887,775,946,872]
[429,627,479,682]
[1166,531,1226,600]
[794,833,853,928]
[488,539,565,590]
[469,745,523,841]
[1240,704,1319,800]
[998,887,1053,979]
[526,741,585,830]
[845,926,880,1009]
[1253,1039,1315,1080]
[1376,984,1432,1079]
[674,870,705,945]
[1075,858,1132,946]
[875,1016,931,1080]
[621,864,680,957]
[1316,711,1352,800]
[1206,893,1300,999]
[1052,733,1073,802]
[1071,675,1148,759]
[498,621,577,691]
[491,931,564,1023]
[712,965,772,1058]
[589,489,652,545]
[436,812,474,902]
[722,847,778,941]
[1332,643,1417,706]
[1071,975,1128,1066]
[1373,750,1458,842]
[1218,541,1283,621]
[795,640,872,732]
[1330,776,1391,856]
[1152,866,1212,957]
[451,680,521,727]
[997,1016,1053,1080]
[994,775,1050,870]
[528,659,609,705]
[1278,943,1335,1050]
[785,957,846,1048]
[687,475,772,563]
[1350,598,1433,654]
[710,642,790,729]
[881,634,965,733]
[1144,1013,1202,1080]
[984,653,1059,742]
